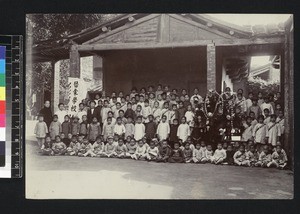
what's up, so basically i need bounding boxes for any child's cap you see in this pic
[107,135,114,139]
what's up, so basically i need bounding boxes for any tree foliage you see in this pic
[26,14,119,96]
[246,76,280,95]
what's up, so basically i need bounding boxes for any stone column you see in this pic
[51,60,60,113]
[207,43,216,91]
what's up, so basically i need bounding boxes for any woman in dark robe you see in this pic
[39,100,53,129]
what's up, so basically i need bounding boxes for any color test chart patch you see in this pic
[0,46,5,167]
[0,35,23,178]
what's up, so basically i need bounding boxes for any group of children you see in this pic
[34,85,287,169]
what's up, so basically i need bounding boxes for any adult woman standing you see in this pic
[39,100,53,129]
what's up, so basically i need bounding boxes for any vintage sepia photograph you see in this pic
[25,13,294,199]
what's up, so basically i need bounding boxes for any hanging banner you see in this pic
[67,77,87,116]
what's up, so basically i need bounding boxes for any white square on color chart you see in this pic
[0,127,5,141]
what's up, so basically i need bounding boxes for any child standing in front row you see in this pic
[49,114,61,141]
[88,117,101,143]
[34,115,48,149]
[253,115,267,151]
[266,114,281,146]
[177,116,190,143]
[134,116,145,141]
[79,115,89,137]
[61,115,71,137]
[156,115,170,141]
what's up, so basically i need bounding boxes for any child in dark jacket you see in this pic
[61,115,71,137]
[168,142,185,163]
[169,119,179,148]
[156,140,171,162]
[223,144,235,165]
[145,115,157,140]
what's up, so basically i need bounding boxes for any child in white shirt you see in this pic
[177,116,190,142]
[211,143,227,164]
[134,116,145,141]
[156,115,170,141]
[184,105,195,126]
[131,140,147,160]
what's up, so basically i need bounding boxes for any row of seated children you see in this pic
[40,131,288,169]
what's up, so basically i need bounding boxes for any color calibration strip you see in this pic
[0,46,5,167]
[0,35,23,178]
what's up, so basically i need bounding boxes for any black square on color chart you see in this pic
[0,141,5,167]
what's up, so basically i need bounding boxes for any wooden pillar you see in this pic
[51,61,60,113]
[207,43,216,91]
[69,45,80,78]
[283,18,294,168]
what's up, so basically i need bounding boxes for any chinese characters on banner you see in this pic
[67,77,86,117]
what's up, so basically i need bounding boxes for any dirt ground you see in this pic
[25,139,293,199]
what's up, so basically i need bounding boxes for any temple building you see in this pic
[28,14,294,163]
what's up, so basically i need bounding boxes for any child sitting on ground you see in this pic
[66,135,80,156]
[114,138,127,158]
[223,144,234,165]
[267,144,288,169]
[233,145,250,166]
[146,140,159,161]
[92,135,105,157]
[103,136,116,158]
[211,143,227,165]
[78,138,95,157]
[202,144,214,163]
[182,142,193,163]
[132,140,147,160]
[168,142,184,163]
[126,138,137,158]
[52,135,67,155]
[156,140,171,163]
[192,142,203,163]
[255,145,272,167]
[41,135,53,156]
[246,145,259,166]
